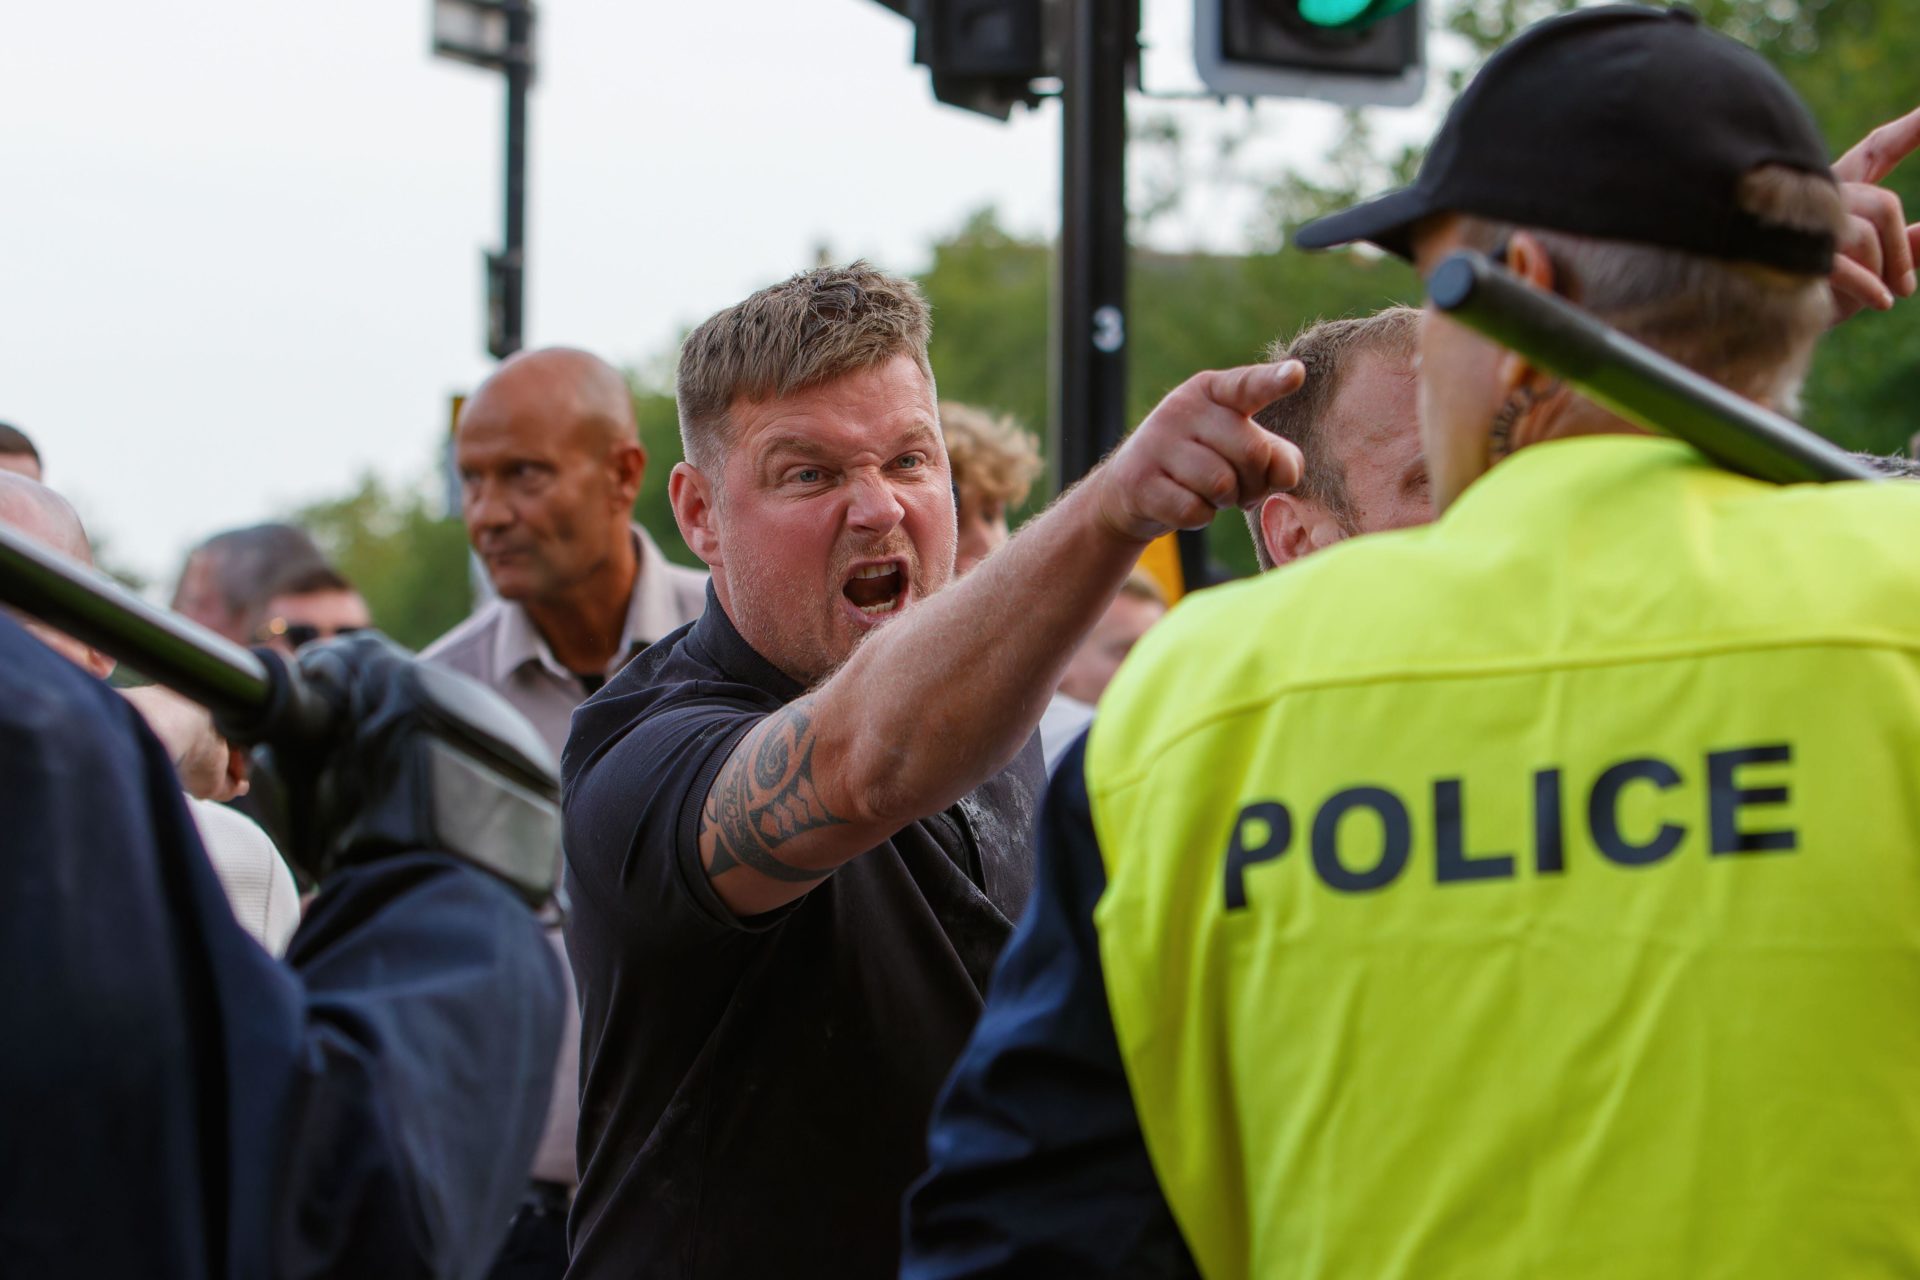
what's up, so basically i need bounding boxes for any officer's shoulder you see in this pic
[1791,470,1920,522]
[1138,520,1450,663]
[1092,525,1447,780]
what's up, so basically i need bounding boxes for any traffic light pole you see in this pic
[1056,1,1212,588]
[1055,0,1131,487]
[497,0,532,359]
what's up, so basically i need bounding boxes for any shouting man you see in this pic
[560,262,1303,1279]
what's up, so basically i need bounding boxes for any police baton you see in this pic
[0,521,560,903]
[1425,251,1880,485]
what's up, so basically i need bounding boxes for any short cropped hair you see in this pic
[180,523,330,619]
[1461,164,1845,414]
[1246,307,1422,568]
[0,422,41,468]
[941,402,1043,510]
[268,563,355,597]
[676,262,934,471]
[1857,451,1920,480]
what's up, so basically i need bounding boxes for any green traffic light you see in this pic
[1296,0,1418,29]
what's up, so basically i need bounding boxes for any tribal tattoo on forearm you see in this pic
[702,703,846,883]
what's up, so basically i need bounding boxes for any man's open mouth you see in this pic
[842,561,906,617]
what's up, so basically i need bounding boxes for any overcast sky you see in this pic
[0,0,1398,588]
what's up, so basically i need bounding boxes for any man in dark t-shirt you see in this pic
[560,262,1307,1279]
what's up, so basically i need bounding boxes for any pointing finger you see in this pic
[1830,254,1895,317]
[1261,433,1304,497]
[1200,360,1307,418]
[1842,184,1914,296]
[1834,104,1920,184]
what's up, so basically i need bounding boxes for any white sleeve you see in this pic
[1037,693,1097,775]
[185,796,302,956]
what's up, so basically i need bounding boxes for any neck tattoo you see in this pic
[1487,384,1546,466]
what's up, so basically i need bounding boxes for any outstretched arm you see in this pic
[697,362,1307,916]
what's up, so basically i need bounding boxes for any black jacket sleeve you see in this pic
[902,733,1199,1279]
[0,618,563,1280]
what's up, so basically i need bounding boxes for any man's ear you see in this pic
[1259,493,1347,569]
[1493,230,1563,397]
[609,441,647,509]
[669,462,721,570]
[1504,230,1558,291]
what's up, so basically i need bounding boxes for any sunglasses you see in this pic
[257,618,367,650]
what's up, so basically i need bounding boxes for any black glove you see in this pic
[242,631,561,906]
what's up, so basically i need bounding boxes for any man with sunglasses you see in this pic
[254,564,372,655]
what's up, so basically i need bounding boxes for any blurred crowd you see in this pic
[8,6,1920,1280]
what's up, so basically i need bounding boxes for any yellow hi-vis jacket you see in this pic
[1087,435,1920,1279]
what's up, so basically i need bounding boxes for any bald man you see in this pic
[426,347,706,754]
[423,348,705,1278]
[0,422,43,481]
[0,474,300,954]
[0,473,112,676]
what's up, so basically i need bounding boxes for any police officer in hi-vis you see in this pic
[903,8,1920,1279]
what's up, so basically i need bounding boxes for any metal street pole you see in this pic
[1055,0,1132,488]
[1055,3,1213,589]
[498,0,531,359]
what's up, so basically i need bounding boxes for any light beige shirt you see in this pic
[422,523,707,1187]
[187,797,301,956]
[423,525,708,759]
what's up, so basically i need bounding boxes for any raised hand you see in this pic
[122,683,249,802]
[1830,105,1920,324]
[1091,360,1307,544]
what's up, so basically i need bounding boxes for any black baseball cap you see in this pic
[1293,4,1836,274]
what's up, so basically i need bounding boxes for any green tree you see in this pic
[296,473,472,651]
[633,383,704,568]
[920,208,1055,470]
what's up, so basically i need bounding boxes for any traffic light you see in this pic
[1194,0,1424,107]
[873,0,1051,120]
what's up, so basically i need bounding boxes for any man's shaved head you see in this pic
[454,345,649,610]
[0,422,42,481]
[467,347,639,453]
[0,473,110,676]
[0,472,93,566]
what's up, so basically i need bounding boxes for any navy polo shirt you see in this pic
[561,589,1043,1280]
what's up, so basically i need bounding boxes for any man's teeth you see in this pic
[857,598,899,616]
[853,564,896,580]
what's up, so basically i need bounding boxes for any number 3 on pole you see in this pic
[1092,304,1126,354]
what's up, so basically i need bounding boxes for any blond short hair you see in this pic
[1246,307,1422,569]
[1119,567,1168,608]
[675,261,934,470]
[941,402,1043,510]
[1462,163,1845,413]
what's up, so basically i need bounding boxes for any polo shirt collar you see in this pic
[688,582,806,702]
